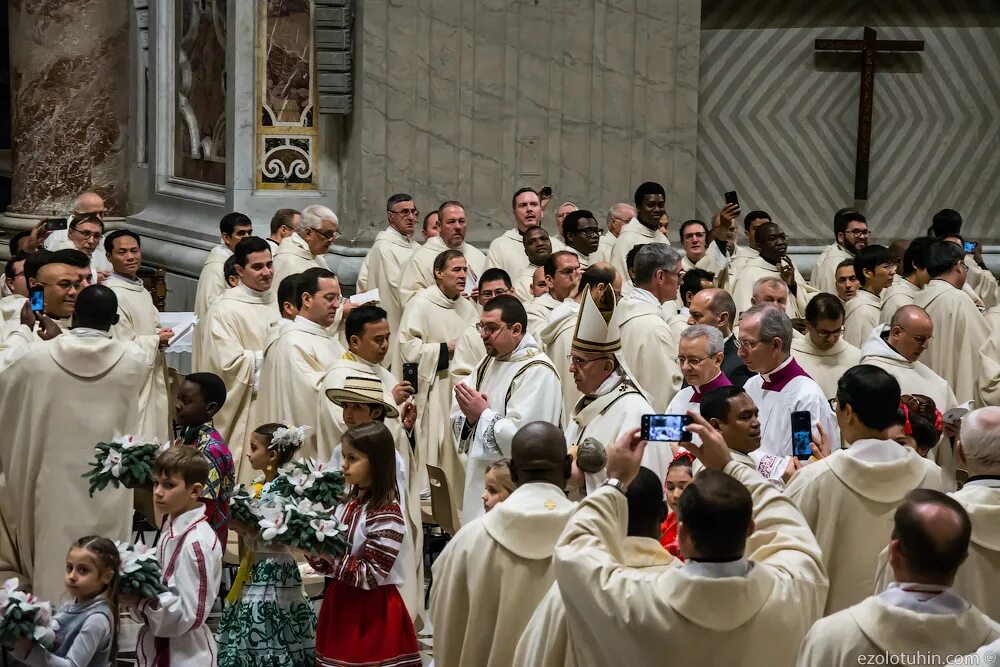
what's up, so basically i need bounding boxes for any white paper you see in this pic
[943,400,973,424]
[462,268,480,297]
[350,289,380,305]
[159,312,197,354]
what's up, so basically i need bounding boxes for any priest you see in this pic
[665,325,732,416]
[843,244,896,347]
[257,267,344,459]
[914,240,990,405]
[430,421,575,667]
[193,212,253,318]
[699,386,763,472]
[271,203,337,289]
[0,253,28,322]
[103,230,173,443]
[931,208,998,308]
[792,294,862,400]
[399,201,487,307]
[725,209,772,289]
[609,181,671,282]
[591,203,634,265]
[617,243,684,411]
[678,218,731,282]
[451,295,562,522]
[450,268,512,382]
[729,221,816,318]
[810,208,869,294]
[485,187,563,279]
[0,285,147,602]
[786,365,943,615]
[1,252,79,348]
[798,490,998,665]
[512,225,552,301]
[525,250,579,338]
[561,210,601,270]
[687,288,755,387]
[194,237,278,478]
[835,260,860,303]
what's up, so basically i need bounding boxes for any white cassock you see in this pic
[681,242,730,286]
[0,294,26,323]
[429,482,575,667]
[451,334,563,523]
[524,292,564,340]
[398,235,487,308]
[880,275,921,325]
[355,226,415,362]
[744,356,841,458]
[105,274,172,444]
[978,330,1000,408]
[512,263,542,303]
[591,232,616,265]
[964,255,999,309]
[616,288,683,411]
[790,335,862,400]
[485,228,565,280]
[448,321,486,385]
[666,310,689,344]
[562,245,592,270]
[0,330,146,602]
[608,218,669,285]
[798,585,1000,666]
[272,233,329,287]
[810,243,852,294]
[539,300,582,423]
[984,305,1000,333]
[50,238,113,281]
[872,478,1000,621]
[541,462,827,667]
[726,244,758,291]
[397,285,478,507]
[786,438,944,615]
[193,285,278,479]
[860,325,959,483]
[730,255,817,318]
[0,317,73,373]
[257,315,344,460]
[842,288,881,348]
[193,245,232,319]
[915,279,990,405]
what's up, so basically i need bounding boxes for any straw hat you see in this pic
[324,373,399,419]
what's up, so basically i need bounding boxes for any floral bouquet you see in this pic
[267,458,346,508]
[83,435,166,497]
[0,578,59,648]
[229,483,262,527]
[116,542,169,600]
[256,498,349,558]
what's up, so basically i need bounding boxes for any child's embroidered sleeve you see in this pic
[138,536,221,638]
[332,503,405,590]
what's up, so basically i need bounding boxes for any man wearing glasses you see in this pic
[450,268,514,384]
[561,210,601,270]
[810,208,870,295]
[49,213,112,282]
[791,294,862,400]
[0,252,80,350]
[272,203,339,288]
[664,324,733,419]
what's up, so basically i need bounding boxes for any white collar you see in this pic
[628,286,660,306]
[844,438,910,463]
[167,504,208,536]
[292,315,332,336]
[387,225,413,244]
[112,273,143,285]
[590,369,626,398]
[291,232,315,256]
[237,283,268,299]
[965,477,1000,489]
[877,583,968,615]
[70,327,111,339]
[683,558,752,578]
[759,355,793,381]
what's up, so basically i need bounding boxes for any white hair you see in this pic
[680,324,724,356]
[607,202,635,223]
[300,204,338,232]
[752,276,788,298]
[72,191,103,213]
[557,202,578,211]
[960,407,1000,468]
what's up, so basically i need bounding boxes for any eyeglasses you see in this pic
[896,326,933,346]
[390,208,419,218]
[829,397,839,411]
[36,280,84,291]
[812,326,845,338]
[844,229,870,237]
[567,354,612,367]
[480,287,509,299]
[312,229,340,240]
[676,355,710,367]
[70,230,103,241]
[735,337,763,351]
[683,232,707,241]
[475,322,509,336]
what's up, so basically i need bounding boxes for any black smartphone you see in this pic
[44,218,68,231]
[964,241,978,254]
[29,285,45,314]
[641,414,692,443]
[539,186,553,199]
[402,362,419,393]
[724,190,740,209]
[791,411,812,460]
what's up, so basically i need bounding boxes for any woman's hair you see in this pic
[486,458,516,494]
[342,422,399,509]
[897,394,942,452]
[253,422,302,466]
[668,450,696,474]
[71,536,121,661]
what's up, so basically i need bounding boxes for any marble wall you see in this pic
[340,0,702,246]
[7,0,130,215]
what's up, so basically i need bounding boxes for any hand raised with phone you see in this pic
[682,411,732,470]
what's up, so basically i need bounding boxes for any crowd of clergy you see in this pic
[0,182,1000,666]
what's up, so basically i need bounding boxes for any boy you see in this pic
[132,446,223,666]
[174,372,235,543]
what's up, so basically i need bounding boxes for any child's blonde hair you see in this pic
[70,536,121,660]
[486,458,516,494]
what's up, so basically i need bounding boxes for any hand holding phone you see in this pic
[402,362,419,393]
[29,285,45,315]
[642,414,692,443]
[44,218,68,232]
[724,190,740,210]
[791,411,812,460]
[964,241,978,254]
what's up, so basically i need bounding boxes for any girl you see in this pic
[216,423,316,667]
[482,458,516,513]
[887,394,943,458]
[308,422,421,667]
[11,536,120,667]
[660,452,695,559]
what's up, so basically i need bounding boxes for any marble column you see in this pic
[7,0,129,217]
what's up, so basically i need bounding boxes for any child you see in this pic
[307,422,421,667]
[887,394,943,458]
[173,371,236,543]
[482,458,516,513]
[216,423,316,667]
[11,536,121,667]
[130,446,223,667]
[659,452,695,559]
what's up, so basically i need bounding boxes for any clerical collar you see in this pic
[683,558,752,578]
[633,216,658,233]
[965,475,1000,488]
[587,368,625,399]
[497,332,539,362]
[759,356,810,391]
[628,287,659,306]
[877,583,968,615]
[387,225,412,244]
[70,327,111,338]
[343,350,379,369]
[292,315,331,336]
[237,283,268,298]
[691,372,732,403]
[112,272,143,285]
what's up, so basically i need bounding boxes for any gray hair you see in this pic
[633,243,682,285]
[743,304,793,352]
[752,275,788,299]
[607,203,636,225]
[300,204,339,233]
[960,407,1000,468]
[680,324,724,356]
[557,201,578,211]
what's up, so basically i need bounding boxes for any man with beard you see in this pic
[811,208,869,294]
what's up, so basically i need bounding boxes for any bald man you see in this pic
[799,490,999,665]
[43,191,106,251]
[430,421,575,667]
[687,288,755,387]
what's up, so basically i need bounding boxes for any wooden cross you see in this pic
[815,27,924,200]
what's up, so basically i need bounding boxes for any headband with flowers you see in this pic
[269,425,311,455]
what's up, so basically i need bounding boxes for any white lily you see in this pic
[258,505,289,541]
[310,518,343,542]
[288,468,315,494]
[101,449,124,477]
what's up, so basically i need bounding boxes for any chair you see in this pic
[425,464,460,536]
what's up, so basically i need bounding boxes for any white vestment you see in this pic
[485,228,566,280]
[729,255,816,318]
[608,218,669,284]
[193,245,232,319]
[50,238,113,280]
[512,263,543,303]
[810,243,852,294]
[524,292,564,341]
[681,242,730,285]
[591,233,616,265]
[786,438,944,615]
[964,255,999,309]
[539,300,581,424]
[879,276,921,325]
[616,288,683,411]
[272,233,329,288]
[451,334,562,523]
[355,226,415,363]
[398,235,487,308]
[791,335,862,400]
[0,295,26,323]
[562,245,592,270]
[449,321,487,385]
[842,288,882,348]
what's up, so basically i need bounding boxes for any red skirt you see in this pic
[316,579,421,667]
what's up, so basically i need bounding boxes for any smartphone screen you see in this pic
[642,414,692,442]
[791,411,812,460]
[724,190,740,209]
[964,241,977,254]
[402,362,419,393]
[44,218,68,231]
[29,285,45,314]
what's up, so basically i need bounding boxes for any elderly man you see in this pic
[810,208,869,294]
[731,221,816,318]
[194,212,254,318]
[880,237,932,324]
[450,268,513,382]
[843,244,896,347]
[792,293,862,400]
[835,259,860,302]
[266,208,300,250]
[617,244,684,411]
[799,490,997,665]
[512,225,552,301]
[592,203,635,264]
[451,295,562,522]
[485,188,563,279]
[749,275,791,312]
[530,266,548,298]
[525,250,579,338]
[49,213,112,281]
[0,285,147,602]
[399,200,487,307]
[665,325,733,416]
[687,288,755,387]
[272,203,338,288]
[739,305,840,461]
[561,210,601,270]
[609,181,671,282]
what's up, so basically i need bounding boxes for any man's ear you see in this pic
[718,310,731,330]
[205,401,220,417]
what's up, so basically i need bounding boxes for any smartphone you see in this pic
[29,285,45,314]
[539,186,553,199]
[44,218,68,231]
[724,190,740,209]
[964,241,978,254]
[791,411,812,460]
[641,414,692,443]
[402,362,419,393]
